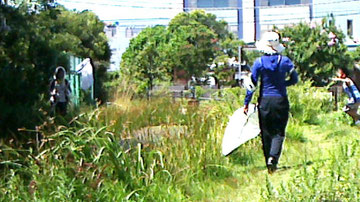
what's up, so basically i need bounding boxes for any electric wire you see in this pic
[56,0,360,10]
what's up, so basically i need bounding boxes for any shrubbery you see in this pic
[0,5,110,136]
[280,19,352,86]
[288,81,333,124]
[1,82,359,200]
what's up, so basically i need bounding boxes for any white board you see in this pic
[76,58,93,90]
[222,104,260,156]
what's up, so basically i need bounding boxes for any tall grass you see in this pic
[0,94,234,200]
[1,82,359,201]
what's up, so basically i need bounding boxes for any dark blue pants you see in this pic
[258,96,289,165]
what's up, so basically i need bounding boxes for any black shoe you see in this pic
[267,157,277,174]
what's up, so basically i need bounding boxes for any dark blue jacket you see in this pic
[244,54,298,105]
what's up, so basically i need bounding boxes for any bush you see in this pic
[288,81,333,124]
[280,19,352,86]
[0,5,110,136]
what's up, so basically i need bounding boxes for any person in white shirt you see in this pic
[333,67,360,125]
[49,66,71,116]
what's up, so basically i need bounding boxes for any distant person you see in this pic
[238,62,251,88]
[333,67,360,125]
[50,66,71,116]
[243,31,298,174]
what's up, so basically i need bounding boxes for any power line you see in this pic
[103,17,171,22]
[185,0,360,10]
[255,8,360,18]
[55,0,360,12]
[103,8,360,24]
[57,0,360,27]
[56,0,183,6]
[56,0,183,9]
[97,0,183,5]
[258,11,360,23]
[219,11,360,24]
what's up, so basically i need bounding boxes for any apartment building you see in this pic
[184,0,359,47]
[106,0,360,70]
[313,0,360,48]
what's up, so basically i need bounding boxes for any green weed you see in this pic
[1,83,360,201]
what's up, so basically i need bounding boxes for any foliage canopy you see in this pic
[279,19,352,86]
[0,4,110,135]
[121,10,241,93]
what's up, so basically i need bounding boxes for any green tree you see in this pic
[43,7,110,61]
[121,26,169,94]
[211,55,235,89]
[165,10,230,81]
[0,4,110,135]
[349,46,360,62]
[279,19,352,86]
[44,7,111,100]
[120,10,238,93]
[0,5,57,135]
[33,5,111,101]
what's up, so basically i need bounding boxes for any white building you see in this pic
[184,0,312,43]
[104,23,147,71]
[313,0,360,49]
[105,0,360,70]
[105,18,180,71]
[184,0,360,47]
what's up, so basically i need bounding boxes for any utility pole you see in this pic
[238,46,242,80]
[253,0,257,42]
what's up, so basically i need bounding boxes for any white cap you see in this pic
[256,31,285,55]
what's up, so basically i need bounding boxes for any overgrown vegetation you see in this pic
[0,3,110,135]
[2,5,360,201]
[1,83,359,201]
[120,10,243,94]
[279,18,352,86]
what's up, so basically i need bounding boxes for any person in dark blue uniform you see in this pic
[243,31,298,174]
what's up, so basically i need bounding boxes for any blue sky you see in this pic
[56,0,184,22]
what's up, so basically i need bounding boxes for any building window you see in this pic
[111,28,116,37]
[269,0,284,6]
[198,0,212,7]
[125,27,133,38]
[285,0,300,5]
[260,0,268,6]
[268,0,300,6]
[197,0,228,8]
[229,0,237,7]
[347,20,353,37]
[214,0,228,7]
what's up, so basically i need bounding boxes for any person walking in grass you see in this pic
[243,31,298,174]
[333,67,360,125]
[50,66,71,116]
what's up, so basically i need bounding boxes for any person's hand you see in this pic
[50,96,56,104]
[244,104,249,115]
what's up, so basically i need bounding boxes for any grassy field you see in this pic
[1,82,360,201]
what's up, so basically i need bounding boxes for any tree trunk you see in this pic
[213,76,220,89]
[352,66,360,90]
